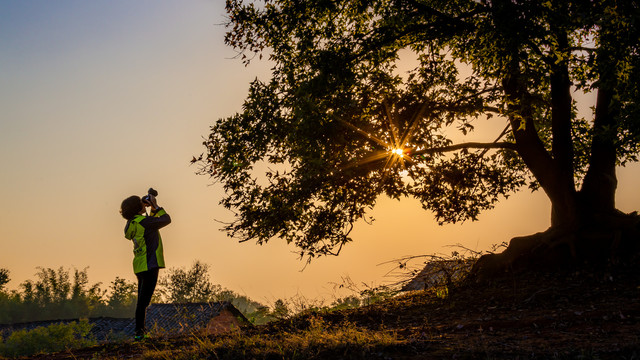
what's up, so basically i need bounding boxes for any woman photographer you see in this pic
[120,191,171,340]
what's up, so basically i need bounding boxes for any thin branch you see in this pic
[400,102,429,147]
[493,124,511,143]
[407,0,486,28]
[478,123,512,158]
[570,46,596,53]
[383,101,401,148]
[336,119,390,148]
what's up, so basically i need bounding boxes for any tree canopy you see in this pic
[197,0,640,261]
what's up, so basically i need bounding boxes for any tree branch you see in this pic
[351,3,485,61]
[569,46,596,53]
[411,141,516,157]
[406,0,486,28]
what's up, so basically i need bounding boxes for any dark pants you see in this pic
[135,268,159,336]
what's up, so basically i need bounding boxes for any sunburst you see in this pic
[337,102,427,175]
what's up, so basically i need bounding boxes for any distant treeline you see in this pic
[0,261,272,325]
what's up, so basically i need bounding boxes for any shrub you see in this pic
[0,319,96,358]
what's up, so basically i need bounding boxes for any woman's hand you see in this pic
[147,195,159,209]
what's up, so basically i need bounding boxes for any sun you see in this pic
[337,123,415,174]
[335,101,425,178]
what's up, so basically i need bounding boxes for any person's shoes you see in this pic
[134,334,150,341]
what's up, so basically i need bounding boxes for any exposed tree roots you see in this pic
[470,211,640,281]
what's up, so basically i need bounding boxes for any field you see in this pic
[17,261,640,360]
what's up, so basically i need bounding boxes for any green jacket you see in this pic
[124,208,171,274]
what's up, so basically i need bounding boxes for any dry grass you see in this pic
[138,317,400,360]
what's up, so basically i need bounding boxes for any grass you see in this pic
[138,317,400,360]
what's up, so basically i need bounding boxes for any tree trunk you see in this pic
[579,22,619,215]
[580,88,618,214]
[503,63,578,228]
[549,25,578,227]
[469,211,640,281]
[469,24,637,280]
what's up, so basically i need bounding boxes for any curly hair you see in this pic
[120,195,143,220]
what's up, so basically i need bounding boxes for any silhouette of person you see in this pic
[120,193,171,340]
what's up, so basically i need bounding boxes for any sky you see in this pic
[2,0,640,306]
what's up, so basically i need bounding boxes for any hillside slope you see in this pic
[23,264,640,359]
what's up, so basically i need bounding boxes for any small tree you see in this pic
[0,269,17,324]
[104,277,136,317]
[68,268,105,317]
[158,261,220,303]
[270,298,290,319]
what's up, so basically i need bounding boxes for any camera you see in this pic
[141,188,158,205]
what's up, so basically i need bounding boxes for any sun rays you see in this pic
[337,102,425,175]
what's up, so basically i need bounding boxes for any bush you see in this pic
[0,319,96,358]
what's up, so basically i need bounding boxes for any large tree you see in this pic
[197,0,640,274]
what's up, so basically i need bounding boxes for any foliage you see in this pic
[155,261,274,324]
[0,269,9,292]
[0,261,422,338]
[0,267,106,324]
[270,298,291,319]
[332,275,399,308]
[23,267,105,318]
[0,320,96,358]
[0,292,19,325]
[102,277,137,318]
[157,260,221,303]
[359,285,398,307]
[0,262,265,325]
[330,295,361,311]
[197,0,640,260]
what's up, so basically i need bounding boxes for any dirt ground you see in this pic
[344,268,640,358]
[22,263,640,359]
